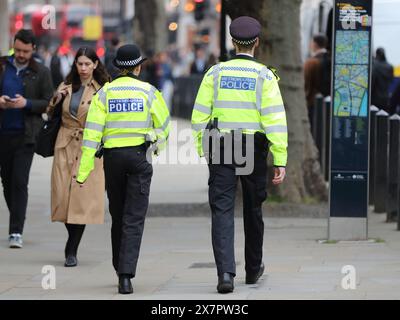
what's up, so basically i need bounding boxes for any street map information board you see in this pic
[329,0,373,240]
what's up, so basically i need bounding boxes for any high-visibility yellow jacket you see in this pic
[77,75,170,183]
[191,56,288,167]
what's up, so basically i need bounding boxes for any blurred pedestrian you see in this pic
[304,34,329,128]
[50,42,75,89]
[158,51,174,109]
[371,47,394,111]
[192,16,288,293]
[141,50,159,88]
[105,36,121,80]
[0,29,53,248]
[190,46,208,75]
[76,44,170,294]
[46,47,110,267]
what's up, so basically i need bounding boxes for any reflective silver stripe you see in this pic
[155,116,170,132]
[214,101,256,110]
[193,103,211,114]
[145,87,156,128]
[82,140,99,149]
[85,121,104,132]
[105,121,151,129]
[147,86,157,110]
[192,123,208,131]
[213,64,220,104]
[264,125,287,134]
[260,104,285,116]
[218,122,263,130]
[256,66,269,113]
[108,86,149,95]
[103,133,146,142]
[97,88,106,105]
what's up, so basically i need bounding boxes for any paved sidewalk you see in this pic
[0,211,399,300]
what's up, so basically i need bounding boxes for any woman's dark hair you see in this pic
[65,47,111,92]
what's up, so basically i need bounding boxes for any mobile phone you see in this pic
[4,96,14,102]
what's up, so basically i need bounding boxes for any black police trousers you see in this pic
[208,148,267,277]
[103,145,153,277]
[0,134,35,235]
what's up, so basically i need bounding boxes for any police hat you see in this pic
[113,44,147,69]
[229,16,261,45]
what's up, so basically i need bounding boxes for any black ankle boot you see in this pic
[118,275,133,294]
[64,255,77,267]
[217,273,234,293]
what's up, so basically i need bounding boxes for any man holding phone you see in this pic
[0,29,53,248]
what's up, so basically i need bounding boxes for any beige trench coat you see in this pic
[48,80,105,224]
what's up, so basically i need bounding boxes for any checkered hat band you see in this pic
[115,56,143,67]
[232,38,257,45]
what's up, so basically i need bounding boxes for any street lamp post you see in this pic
[219,0,227,62]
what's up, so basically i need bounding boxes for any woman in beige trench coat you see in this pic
[47,47,110,267]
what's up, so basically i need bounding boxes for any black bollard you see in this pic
[388,114,400,222]
[324,97,331,181]
[369,106,379,205]
[374,110,389,213]
[398,190,400,230]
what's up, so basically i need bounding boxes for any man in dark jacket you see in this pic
[304,34,330,130]
[371,48,394,111]
[0,29,53,248]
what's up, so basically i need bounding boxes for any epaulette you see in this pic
[267,65,280,81]
[206,65,216,77]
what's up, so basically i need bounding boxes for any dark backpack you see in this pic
[318,51,332,97]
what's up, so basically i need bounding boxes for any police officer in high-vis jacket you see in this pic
[77,44,170,294]
[191,16,288,293]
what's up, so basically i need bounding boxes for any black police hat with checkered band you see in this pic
[113,44,147,69]
[229,16,261,46]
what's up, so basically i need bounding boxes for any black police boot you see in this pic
[118,274,133,294]
[246,263,265,284]
[64,255,78,267]
[217,273,234,294]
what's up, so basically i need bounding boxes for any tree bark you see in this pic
[225,0,328,202]
[0,0,9,56]
[133,0,167,55]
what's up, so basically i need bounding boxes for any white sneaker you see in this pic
[9,233,23,248]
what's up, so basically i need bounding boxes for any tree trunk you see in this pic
[0,0,9,56]
[133,0,167,55]
[225,0,328,202]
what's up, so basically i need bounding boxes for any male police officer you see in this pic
[191,16,288,293]
[77,44,170,294]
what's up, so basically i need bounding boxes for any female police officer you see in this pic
[77,44,170,294]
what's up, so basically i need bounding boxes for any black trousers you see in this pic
[208,149,267,277]
[103,145,153,278]
[0,134,35,235]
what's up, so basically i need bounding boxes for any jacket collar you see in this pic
[4,55,39,73]
[231,54,256,62]
[114,72,139,81]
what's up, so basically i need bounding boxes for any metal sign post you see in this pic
[329,0,373,240]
